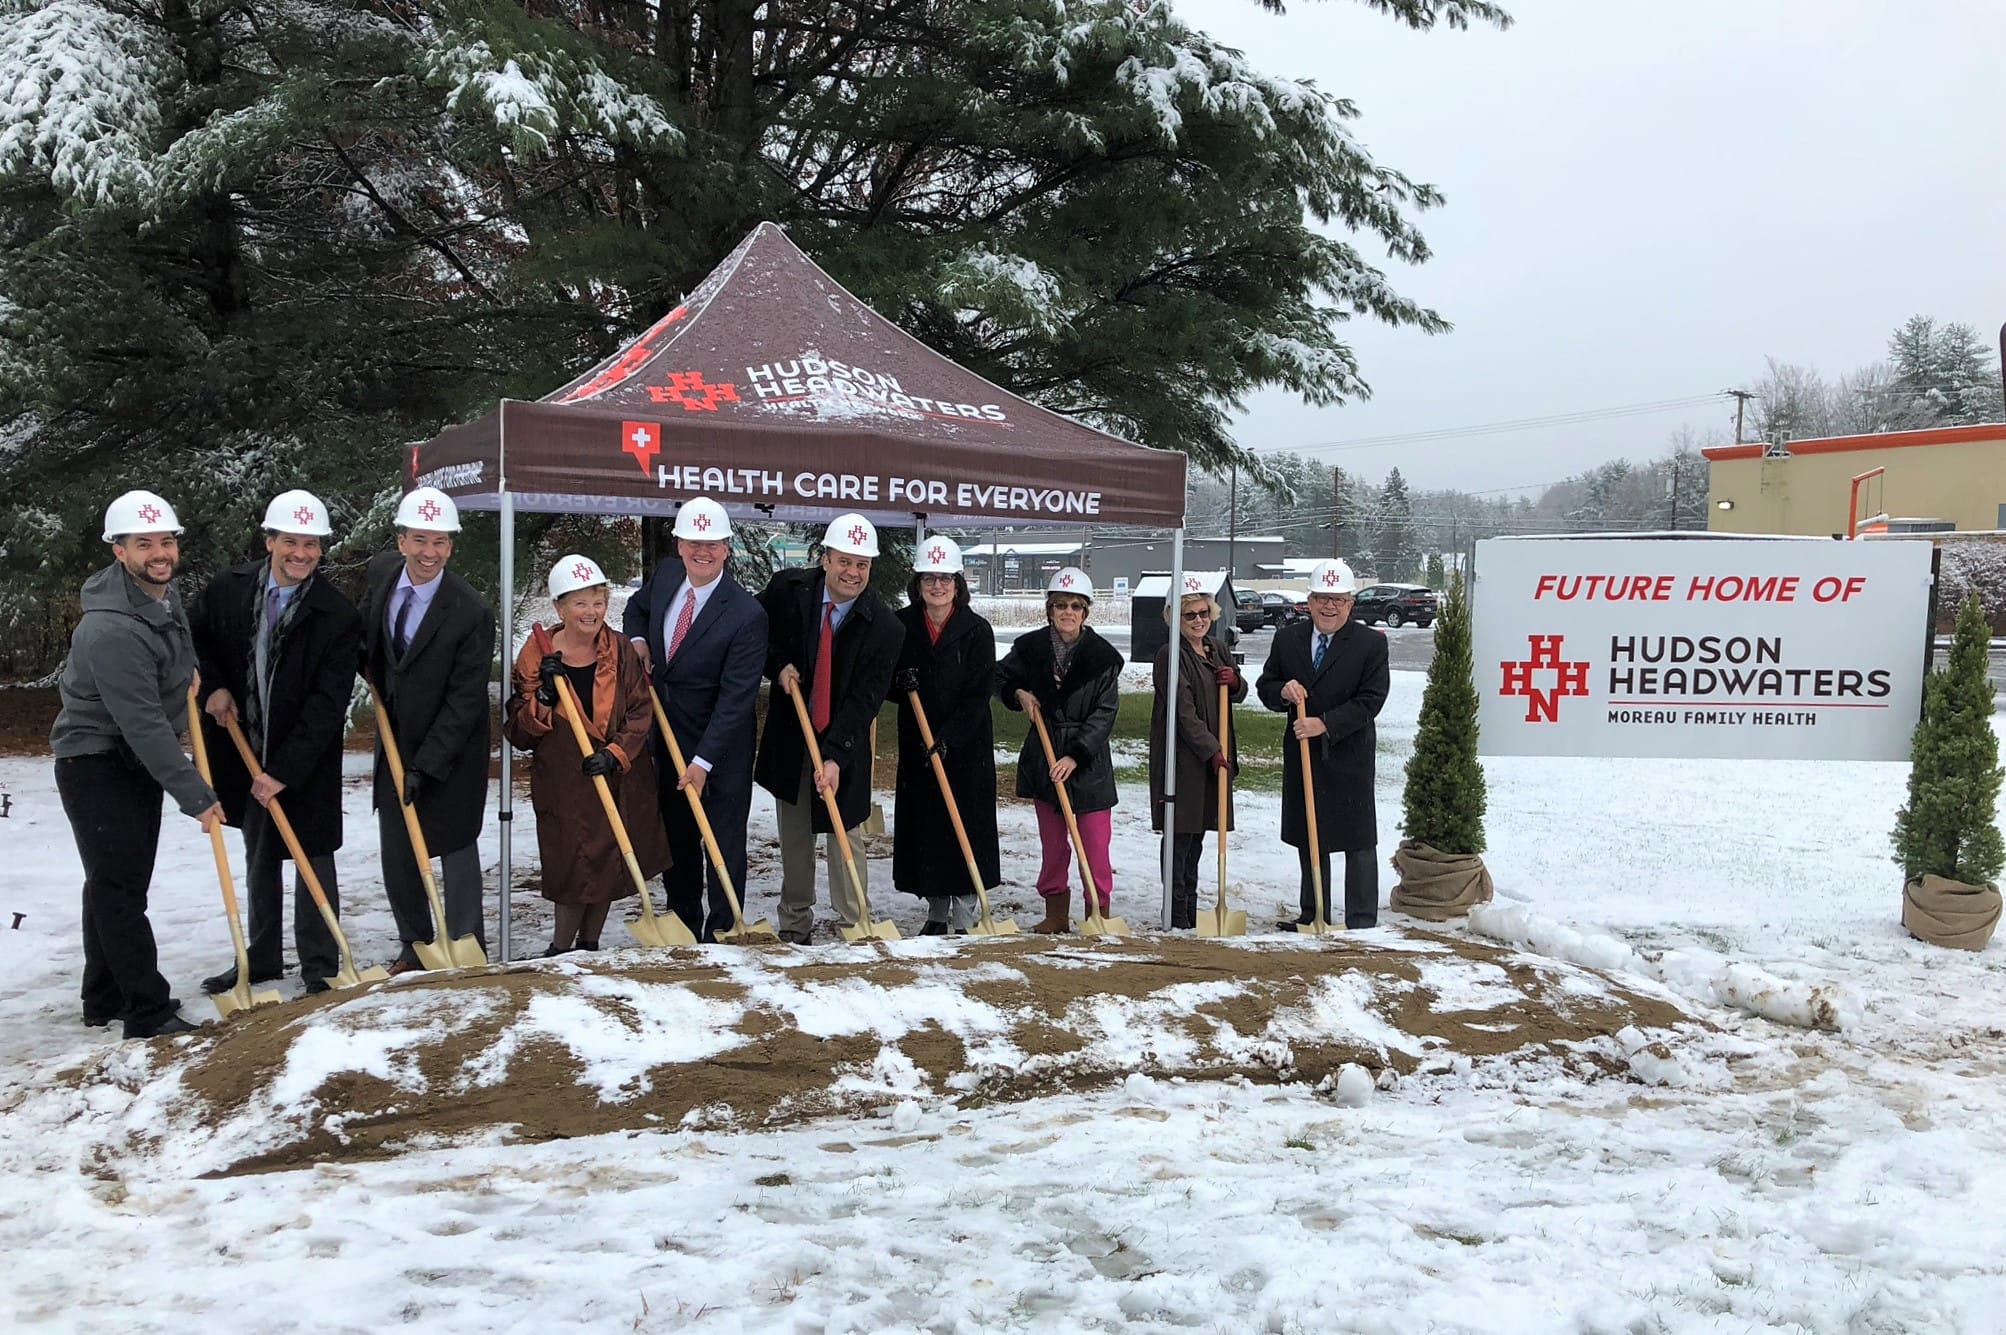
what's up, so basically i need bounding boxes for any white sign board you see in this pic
[1112,576,1130,597]
[1473,537,1932,760]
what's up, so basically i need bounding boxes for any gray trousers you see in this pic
[379,803,485,962]
[242,802,340,982]
[774,757,868,937]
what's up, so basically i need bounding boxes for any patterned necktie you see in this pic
[1313,632,1328,671]
[392,587,414,659]
[810,602,835,732]
[666,586,698,661]
[265,587,281,634]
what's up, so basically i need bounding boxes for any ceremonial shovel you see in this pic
[643,681,777,944]
[365,680,488,968]
[187,685,282,1017]
[1030,709,1128,938]
[903,688,1017,936]
[1295,698,1335,936]
[783,678,899,942]
[529,626,694,949]
[222,717,388,989]
[1196,683,1248,937]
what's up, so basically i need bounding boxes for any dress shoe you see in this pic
[385,957,424,977]
[576,939,600,952]
[82,1012,117,1029]
[202,965,281,995]
[919,921,950,936]
[124,1011,197,1040]
[779,929,811,945]
[302,977,332,995]
[1276,919,1337,933]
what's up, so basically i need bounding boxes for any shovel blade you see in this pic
[327,962,391,989]
[1080,915,1130,938]
[715,917,780,945]
[840,919,902,942]
[212,982,283,1018]
[1196,908,1249,938]
[967,917,1020,936]
[628,911,697,948]
[862,803,887,836]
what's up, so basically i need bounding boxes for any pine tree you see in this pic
[1424,551,1446,589]
[1373,467,1418,580]
[1888,316,2005,427]
[1401,570,1485,853]
[1893,593,2004,885]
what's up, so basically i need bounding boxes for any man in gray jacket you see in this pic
[51,490,225,1038]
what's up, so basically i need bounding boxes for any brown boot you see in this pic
[1032,895,1071,934]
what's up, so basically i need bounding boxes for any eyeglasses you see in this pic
[1181,609,1212,621]
[1050,600,1089,613]
[917,573,956,584]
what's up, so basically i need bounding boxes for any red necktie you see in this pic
[810,602,834,732]
[666,587,697,660]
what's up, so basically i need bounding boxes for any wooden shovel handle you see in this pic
[1296,696,1328,926]
[1217,682,1231,899]
[529,625,654,903]
[783,678,871,913]
[905,689,997,912]
[364,678,453,931]
[1029,710,1100,909]
[644,681,752,932]
[188,685,255,972]
[220,715,337,919]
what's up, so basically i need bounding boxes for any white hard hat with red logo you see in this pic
[394,486,461,533]
[913,535,964,574]
[1306,559,1357,596]
[262,489,333,537]
[822,512,879,558]
[549,554,609,600]
[101,490,183,543]
[673,496,732,541]
[1046,567,1092,601]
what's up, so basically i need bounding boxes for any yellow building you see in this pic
[1706,424,2006,536]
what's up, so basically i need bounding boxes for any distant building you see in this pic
[954,529,1285,591]
[1705,424,2006,536]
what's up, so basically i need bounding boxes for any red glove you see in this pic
[1208,752,1230,773]
[1214,665,1240,689]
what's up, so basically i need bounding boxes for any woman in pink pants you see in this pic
[996,567,1125,932]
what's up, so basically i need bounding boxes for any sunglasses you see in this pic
[1050,600,1089,612]
[1181,609,1212,621]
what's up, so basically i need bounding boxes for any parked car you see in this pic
[1232,590,1266,634]
[1352,583,1438,628]
[1259,591,1302,628]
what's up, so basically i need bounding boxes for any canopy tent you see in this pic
[403,221,1194,956]
[407,222,1185,529]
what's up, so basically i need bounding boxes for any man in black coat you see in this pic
[624,497,768,941]
[1256,560,1391,930]
[190,490,361,994]
[357,488,495,971]
[754,513,905,943]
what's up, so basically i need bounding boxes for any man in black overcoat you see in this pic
[190,490,361,994]
[357,487,495,970]
[1256,559,1391,929]
[624,497,768,940]
[753,513,905,943]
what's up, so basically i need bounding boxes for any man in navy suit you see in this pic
[624,497,768,940]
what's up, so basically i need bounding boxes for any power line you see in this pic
[1261,394,1730,457]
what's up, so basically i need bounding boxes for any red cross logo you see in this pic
[1184,576,1202,591]
[418,499,441,522]
[294,505,316,526]
[621,420,662,476]
[572,562,596,582]
[137,503,161,524]
[1322,569,1341,587]
[649,371,741,413]
[1058,573,1075,588]
[928,545,946,563]
[1499,634,1591,724]
[848,524,868,547]
[693,514,711,532]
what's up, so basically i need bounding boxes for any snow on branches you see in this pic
[0,0,174,207]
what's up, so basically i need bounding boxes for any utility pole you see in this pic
[1331,465,1343,559]
[1726,388,1755,444]
[1666,468,1681,531]
[1227,462,1238,580]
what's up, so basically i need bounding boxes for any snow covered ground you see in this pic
[4,669,2005,1332]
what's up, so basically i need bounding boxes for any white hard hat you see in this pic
[1306,559,1357,596]
[913,535,964,574]
[1047,567,1092,600]
[548,553,610,601]
[102,490,182,543]
[394,486,461,533]
[673,496,732,541]
[1179,574,1210,596]
[262,489,333,537]
[822,512,879,558]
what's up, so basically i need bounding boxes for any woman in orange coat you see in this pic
[504,555,671,955]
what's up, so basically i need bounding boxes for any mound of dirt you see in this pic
[116,932,1698,1177]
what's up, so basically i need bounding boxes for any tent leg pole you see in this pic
[497,491,514,964]
[1161,529,1183,931]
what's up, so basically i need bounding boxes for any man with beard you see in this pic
[191,490,361,995]
[357,487,494,970]
[624,497,767,941]
[51,490,225,1038]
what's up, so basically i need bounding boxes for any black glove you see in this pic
[403,770,425,806]
[581,749,620,779]
[925,737,949,761]
[894,667,922,694]
[535,653,565,708]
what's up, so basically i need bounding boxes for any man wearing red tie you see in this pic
[754,513,905,943]
[623,497,767,940]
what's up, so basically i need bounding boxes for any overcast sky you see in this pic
[1174,0,2006,495]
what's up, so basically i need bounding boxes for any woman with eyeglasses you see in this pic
[1149,585,1246,928]
[888,536,1000,934]
[997,566,1125,933]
